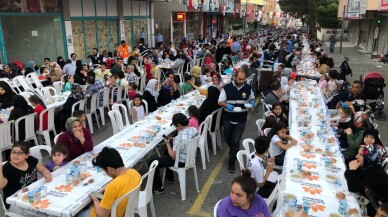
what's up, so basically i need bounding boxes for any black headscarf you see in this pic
[12,95,34,114]
[362,128,383,146]
[199,86,221,124]
[0,81,16,109]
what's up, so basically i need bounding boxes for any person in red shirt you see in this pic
[143,56,153,82]
[29,95,48,131]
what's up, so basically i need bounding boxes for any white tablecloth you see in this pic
[6,91,205,217]
[279,80,361,216]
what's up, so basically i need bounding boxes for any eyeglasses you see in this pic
[11,151,25,156]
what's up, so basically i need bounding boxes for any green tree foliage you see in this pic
[316,2,340,28]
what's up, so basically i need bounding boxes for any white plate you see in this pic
[244,103,252,108]
[233,107,242,112]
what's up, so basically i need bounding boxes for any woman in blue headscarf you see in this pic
[24,60,38,76]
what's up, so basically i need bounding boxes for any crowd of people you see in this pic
[0,25,386,217]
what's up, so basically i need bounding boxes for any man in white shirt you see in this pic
[247,136,276,198]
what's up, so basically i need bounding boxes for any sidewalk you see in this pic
[322,42,388,144]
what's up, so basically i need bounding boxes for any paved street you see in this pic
[1,42,386,217]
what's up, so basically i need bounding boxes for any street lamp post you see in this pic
[339,4,346,54]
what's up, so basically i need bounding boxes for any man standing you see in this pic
[139,27,145,44]
[218,69,255,173]
[155,32,164,48]
[118,40,131,64]
[85,147,141,217]
[329,34,336,53]
[90,48,105,65]
[63,53,77,75]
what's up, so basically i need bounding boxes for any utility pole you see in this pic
[340,4,346,54]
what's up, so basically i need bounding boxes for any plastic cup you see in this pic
[303,201,310,213]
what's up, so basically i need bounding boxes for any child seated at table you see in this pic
[318,73,328,91]
[132,94,146,123]
[163,53,172,63]
[247,136,276,198]
[64,75,74,92]
[106,74,118,102]
[330,102,352,148]
[45,144,69,172]
[267,122,297,166]
[73,110,86,128]
[29,94,48,131]
[373,203,388,217]
[188,105,199,130]
[127,82,137,100]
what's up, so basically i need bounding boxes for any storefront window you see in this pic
[71,21,86,59]
[2,15,65,64]
[0,0,61,13]
[84,20,97,56]
[124,20,133,49]
[133,19,147,46]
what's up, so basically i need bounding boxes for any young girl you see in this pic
[268,122,297,166]
[188,105,199,130]
[0,142,52,209]
[64,75,74,92]
[29,94,48,131]
[262,102,288,130]
[132,94,146,123]
[128,83,137,100]
[45,144,69,172]
[318,73,328,91]
[279,77,294,102]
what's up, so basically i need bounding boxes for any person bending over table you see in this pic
[267,122,297,166]
[0,80,16,109]
[199,86,221,127]
[8,95,34,142]
[345,144,388,216]
[218,70,255,173]
[0,142,52,210]
[216,169,271,217]
[56,117,93,160]
[148,113,198,194]
[157,77,180,107]
[247,136,276,198]
[77,147,141,217]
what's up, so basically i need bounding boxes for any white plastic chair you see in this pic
[0,195,24,217]
[98,88,110,125]
[54,132,64,145]
[174,64,184,84]
[85,92,101,134]
[263,128,271,136]
[71,99,86,115]
[260,99,272,119]
[108,110,123,135]
[139,74,146,93]
[195,57,203,67]
[12,75,34,93]
[26,72,44,90]
[18,91,35,102]
[41,86,57,98]
[111,180,142,217]
[0,121,14,158]
[265,111,272,117]
[242,138,255,154]
[198,115,212,170]
[236,150,251,170]
[35,107,57,147]
[217,63,223,74]
[53,81,64,93]
[128,99,149,123]
[184,62,192,75]
[162,137,200,200]
[256,119,265,136]
[213,199,222,217]
[110,85,124,104]
[112,104,130,130]
[29,145,52,165]
[15,113,39,146]
[208,108,223,155]
[135,160,158,217]
[266,174,283,213]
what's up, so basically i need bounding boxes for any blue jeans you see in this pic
[330,42,335,53]
[223,121,246,166]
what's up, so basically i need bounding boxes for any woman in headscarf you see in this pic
[8,95,34,141]
[24,60,38,76]
[56,117,93,160]
[57,56,66,69]
[345,143,388,216]
[199,86,221,131]
[0,81,16,109]
[343,111,373,163]
[142,79,159,113]
[54,83,85,132]
[0,64,18,79]
[73,60,87,85]
[157,78,180,106]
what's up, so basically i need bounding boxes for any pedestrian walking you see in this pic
[329,34,336,53]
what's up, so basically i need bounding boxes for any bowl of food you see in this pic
[291,172,303,182]
[233,107,242,112]
[283,193,297,203]
[336,191,346,200]
[347,208,359,216]
[244,103,252,109]
[329,213,341,217]
[315,148,323,154]
[326,174,338,183]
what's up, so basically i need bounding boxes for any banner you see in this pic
[380,0,388,11]
[359,0,367,14]
[240,0,266,5]
[346,0,360,19]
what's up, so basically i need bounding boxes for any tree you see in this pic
[316,2,340,28]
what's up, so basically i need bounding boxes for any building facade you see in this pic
[0,0,152,65]
[338,0,388,55]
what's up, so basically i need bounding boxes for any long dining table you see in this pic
[6,90,206,217]
[278,79,362,216]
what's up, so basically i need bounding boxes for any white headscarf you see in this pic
[280,76,288,88]
[145,79,159,101]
